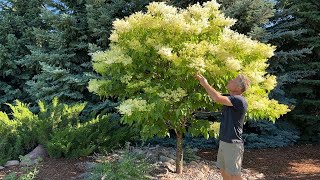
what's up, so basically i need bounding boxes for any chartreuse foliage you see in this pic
[0,101,38,165]
[89,1,290,140]
[0,98,138,164]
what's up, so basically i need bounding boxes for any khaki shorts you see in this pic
[216,140,244,175]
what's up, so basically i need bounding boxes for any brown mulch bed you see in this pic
[197,144,320,180]
[35,157,91,180]
[1,144,319,179]
[0,157,91,180]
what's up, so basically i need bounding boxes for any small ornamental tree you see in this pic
[88,1,290,173]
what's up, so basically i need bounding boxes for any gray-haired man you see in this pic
[195,73,250,180]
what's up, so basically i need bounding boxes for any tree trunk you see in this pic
[176,131,183,174]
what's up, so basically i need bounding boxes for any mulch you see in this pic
[0,144,319,180]
[197,144,320,180]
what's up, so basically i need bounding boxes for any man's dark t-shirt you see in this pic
[219,95,248,144]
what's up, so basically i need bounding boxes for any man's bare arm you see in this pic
[195,73,232,106]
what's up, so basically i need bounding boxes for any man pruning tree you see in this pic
[196,73,250,180]
[90,1,290,174]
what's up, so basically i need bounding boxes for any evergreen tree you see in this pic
[86,0,156,50]
[265,0,320,143]
[263,0,313,104]
[170,0,275,38]
[23,0,94,103]
[0,0,47,110]
[24,0,159,105]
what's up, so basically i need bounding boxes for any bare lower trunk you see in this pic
[176,131,183,174]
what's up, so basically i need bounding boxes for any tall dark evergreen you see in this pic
[24,0,158,105]
[23,0,94,103]
[170,0,275,38]
[280,0,320,143]
[263,1,312,104]
[218,0,275,38]
[86,0,155,50]
[0,0,47,110]
[265,0,320,143]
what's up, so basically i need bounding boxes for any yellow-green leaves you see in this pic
[116,99,149,116]
[89,0,290,138]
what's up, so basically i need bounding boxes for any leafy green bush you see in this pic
[86,149,151,180]
[46,113,139,158]
[0,98,139,164]
[0,101,38,165]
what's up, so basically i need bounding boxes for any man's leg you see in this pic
[220,169,242,180]
[217,141,228,179]
[220,169,231,180]
[224,143,244,180]
[230,175,242,180]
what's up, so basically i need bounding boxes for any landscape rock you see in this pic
[159,155,175,164]
[4,160,19,167]
[132,148,144,155]
[194,170,205,179]
[162,162,176,172]
[189,161,198,166]
[200,164,210,173]
[256,173,265,179]
[0,166,5,170]
[151,167,169,175]
[26,145,48,160]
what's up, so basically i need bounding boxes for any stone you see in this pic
[151,167,169,175]
[201,164,210,173]
[159,155,175,164]
[20,158,39,166]
[26,144,48,160]
[189,161,198,166]
[4,160,19,167]
[147,155,158,164]
[195,170,205,179]
[256,173,265,179]
[167,151,176,159]
[247,177,258,180]
[132,148,144,155]
[0,166,5,170]
[242,169,251,174]
[162,162,176,173]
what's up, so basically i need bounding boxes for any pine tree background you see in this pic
[0,0,319,146]
[0,0,47,110]
[277,0,320,143]
[24,0,97,104]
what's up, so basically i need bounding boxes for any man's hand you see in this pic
[195,72,233,106]
[195,73,208,86]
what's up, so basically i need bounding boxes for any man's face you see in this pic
[227,76,241,92]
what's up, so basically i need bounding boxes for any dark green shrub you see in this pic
[243,120,300,148]
[0,98,140,164]
[146,120,300,150]
[0,102,38,165]
[37,98,139,158]
[86,149,151,180]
